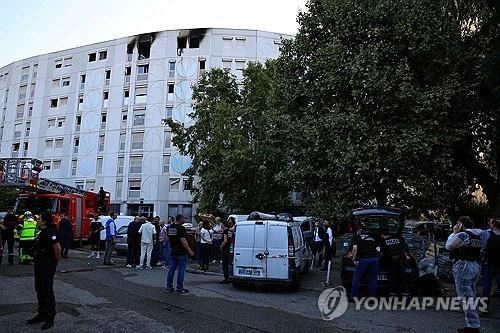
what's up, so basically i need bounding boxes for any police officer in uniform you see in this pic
[26,212,61,330]
[380,228,412,296]
[0,208,19,265]
[446,216,487,333]
[481,218,500,314]
[350,223,380,299]
[220,219,234,283]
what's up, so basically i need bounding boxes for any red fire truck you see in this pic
[0,158,110,240]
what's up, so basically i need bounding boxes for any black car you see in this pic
[340,206,419,295]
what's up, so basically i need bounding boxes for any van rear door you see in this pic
[234,221,267,278]
[266,223,289,279]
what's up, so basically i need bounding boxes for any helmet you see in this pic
[24,211,32,218]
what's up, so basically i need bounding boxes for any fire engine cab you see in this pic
[0,158,110,240]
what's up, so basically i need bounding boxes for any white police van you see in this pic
[230,212,312,289]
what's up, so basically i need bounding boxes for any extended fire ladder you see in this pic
[0,158,86,195]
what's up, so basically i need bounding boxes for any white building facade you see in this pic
[0,28,289,222]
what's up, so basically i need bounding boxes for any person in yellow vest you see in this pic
[17,211,37,264]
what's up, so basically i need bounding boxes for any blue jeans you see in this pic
[164,241,171,265]
[103,239,115,264]
[167,254,187,291]
[453,260,480,329]
[482,263,500,300]
[351,256,379,298]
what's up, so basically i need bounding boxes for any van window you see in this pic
[301,221,310,232]
[235,225,254,248]
[292,227,300,248]
[268,225,287,250]
[296,227,304,247]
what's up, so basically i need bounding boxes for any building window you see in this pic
[115,179,123,199]
[25,121,31,137]
[117,156,124,174]
[170,178,180,191]
[62,76,70,87]
[184,178,193,191]
[14,123,22,138]
[166,106,173,119]
[167,83,174,94]
[71,159,77,176]
[74,137,79,153]
[45,139,54,149]
[64,57,72,67]
[47,118,56,128]
[86,180,96,191]
[52,78,61,88]
[101,113,107,129]
[223,36,233,48]
[124,89,130,105]
[135,86,147,104]
[59,96,68,107]
[137,64,149,81]
[54,138,64,148]
[50,98,58,108]
[121,110,128,128]
[235,36,247,48]
[19,85,27,100]
[23,142,29,156]
[80,74,86,89]
[30,83,35,98]
[129,180,141,198]
[78,94,84,110]
[164,131,171,148]
[99,50,107,60]
[98,135,105,152]
[28,102,33,117]
[125,66,131,83]
[103,91,109,108]
[169,61,175,77]
[222,59,232,71]
[16,104,24,119]
[104,69,111,86]
[177,37,187,50]
[199,59,206,71]
[75,180,84,189]
[133,110,145,126]
[53,160,61,170]
[130,156,142,173]
[131,132,144,150]
[236,60,245,71]
[163,154,170,173]
[43,160,51,170]
[55,59,62,68]
[21,66,29,81]
[119,132,126,150]
[57,117,65,127]
[96,157,103,175]
[75,115,81,131]
[189,36,200,48]
[88,53,96,62]
[33,64,38,78]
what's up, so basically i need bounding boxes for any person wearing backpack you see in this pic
[481,218,500,315]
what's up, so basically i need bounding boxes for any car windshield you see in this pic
[117,226,128,235]
[15,196,58,214]
[356,215,400,233]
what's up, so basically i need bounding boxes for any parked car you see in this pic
[340,206,419,295]
[230,212,312,290]
[99,215,134,241]
[114,225,129,255]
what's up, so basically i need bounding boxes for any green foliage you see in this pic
[165,65,292,213]
[0,187,18,211]
[275,0,495,219]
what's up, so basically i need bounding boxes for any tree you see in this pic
[0,187,18,211]
[275,0,480,219]
[166,64,292,213]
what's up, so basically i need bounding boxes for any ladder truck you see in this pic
[0,158,110,240]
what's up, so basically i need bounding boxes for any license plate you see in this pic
[238,268,261,277]
[377,274,388,281]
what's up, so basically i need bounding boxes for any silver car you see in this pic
[114,226,128,255]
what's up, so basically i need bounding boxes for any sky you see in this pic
[0,0,308,68]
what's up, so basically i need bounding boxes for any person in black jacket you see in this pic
[0,208,19,265]
[312,221,326,267]
[126,217,139,267]
[380,228,412,296]
[58,213,72,258]
[26,212,61,330]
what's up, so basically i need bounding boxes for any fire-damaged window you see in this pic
[177,37,187,50]
[189,36,200,48]
[138,40,151,60]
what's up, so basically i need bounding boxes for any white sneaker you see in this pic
[146,266,152,270]
[126,264,132,268]
[96,254,100,259]
[137,266,144,270]
[87,253,94,258]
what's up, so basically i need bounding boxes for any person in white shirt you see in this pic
[322,220,335,271]
[138,217,156,270]
[212,217,223,263]
[200,221,212,271]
